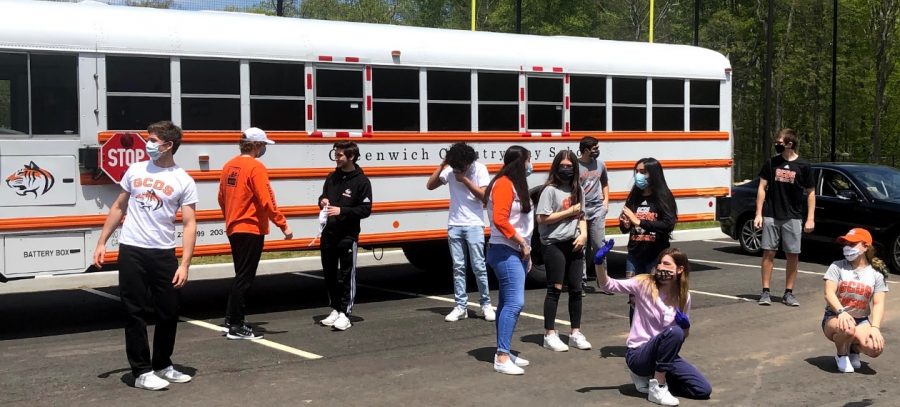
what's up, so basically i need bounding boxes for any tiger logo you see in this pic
[134,189,163,211]
[6,161,55,198]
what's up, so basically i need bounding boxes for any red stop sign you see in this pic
[100,132,148,183]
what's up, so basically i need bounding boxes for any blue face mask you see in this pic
[146,141,162,161]
[525,162,533,177]
[634,172,648,190]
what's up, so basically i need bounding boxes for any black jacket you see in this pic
[319,165,372,240]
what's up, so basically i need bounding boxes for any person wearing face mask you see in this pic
[822,228,889,373]
[93,121,198,391]
[536,150,591,352]
[217,127,293,340]
[595,247,711,406]
[577,136,611,295]
[426,142,494,322]
[484,145,534,375]
[753,128,816,307]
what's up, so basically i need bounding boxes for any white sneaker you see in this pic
[134,371,169,390]
[543,332,569,352]
[630,371,651,394]
[568,331,592,350]
[835,355,855,373]
[445,306,468,322]
[493,355,525,375]
[480,305,496,322]
[849,352,862,369]
[154,365,192,383]
[320,309,340,327]
[332,313,352,331]
[648,379,680,406]
[510,354,529,367]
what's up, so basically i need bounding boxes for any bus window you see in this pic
[372,68,418,131]
[0,53,77,136]
[478,72,517,131]
[181,59,240,130]
[612,77,646,131]
[315,68,363,130]
[690,80,720,131]
[107,56,171,130]
[0,53,28,134]
[427,70,470,131]
[250,62,304,131]
[570,75,605,131]
[652,78,684,131]
[527,76,562,131]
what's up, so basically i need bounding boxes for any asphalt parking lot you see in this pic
[2,231,898,406]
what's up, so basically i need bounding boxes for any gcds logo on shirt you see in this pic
[133,177,175,196]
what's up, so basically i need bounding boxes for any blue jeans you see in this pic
[626,254,656,275]
[487,243,526,354]
[626,325,712,399]
[448,225,490,308]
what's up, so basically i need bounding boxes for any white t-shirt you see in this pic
[823,259,889,319]
[439,161,490,227]
[119,160,199,249]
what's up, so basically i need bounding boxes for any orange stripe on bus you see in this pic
[100,213,717,263]
[98,131,729,144]
[80,159,732,184]
[1,189,726,232]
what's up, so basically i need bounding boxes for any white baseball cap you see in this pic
[242,127,275,144]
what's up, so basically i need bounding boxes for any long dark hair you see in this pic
[625,157,677,220]
[544,149,581,206]
[484,145,532,213]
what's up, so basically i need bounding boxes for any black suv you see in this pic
[717,163,900,273]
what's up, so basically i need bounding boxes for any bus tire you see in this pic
[402,241,452,273]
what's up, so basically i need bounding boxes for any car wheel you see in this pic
[890,233,900,274]
[739,216,762,255]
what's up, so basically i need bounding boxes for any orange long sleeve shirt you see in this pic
[218,155,288,236]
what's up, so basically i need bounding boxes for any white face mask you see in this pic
[843,245,862,261]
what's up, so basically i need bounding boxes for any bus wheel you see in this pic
[402,241,452,273]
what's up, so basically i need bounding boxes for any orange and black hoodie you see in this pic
[218,155,288,236]
[318,164,372,240]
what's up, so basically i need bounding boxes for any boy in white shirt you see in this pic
[427,143,495,322]
[93,121,198,391]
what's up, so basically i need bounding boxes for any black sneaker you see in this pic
[582,282,597,294]
[226,323,263,340]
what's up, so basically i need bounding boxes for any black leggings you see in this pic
[542,239,585,330]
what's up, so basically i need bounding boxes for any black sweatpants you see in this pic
[226,233,265,326]
[118,243,180,377]
[542,239,585,330]
[321,235,358,315]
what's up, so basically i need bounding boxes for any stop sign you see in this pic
[100,132,148,183]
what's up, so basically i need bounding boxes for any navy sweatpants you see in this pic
[625,325,712,399]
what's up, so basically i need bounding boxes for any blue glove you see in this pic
[593,239,615,264]
[674,307,691,329]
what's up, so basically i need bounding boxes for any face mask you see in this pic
[146,141,162,161]
[525,162,533,177]
[843,245,862,261]
[558,168,574,181]
[654,267,676,282]
[634,172,648,190]
[257,145,267,158]
[590,151,600,159]
[774,144,786,154]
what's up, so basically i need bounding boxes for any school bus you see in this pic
[0,0,732,280]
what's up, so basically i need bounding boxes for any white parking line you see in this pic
[292,272,590,326]
[703,239,739,245]
[80,287,323,360]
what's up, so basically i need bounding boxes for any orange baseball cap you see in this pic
[836,228,873,246]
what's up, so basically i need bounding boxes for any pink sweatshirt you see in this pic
[602,278,692,348]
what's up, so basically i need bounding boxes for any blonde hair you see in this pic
[865,245,889,278]
[634,247,691,310]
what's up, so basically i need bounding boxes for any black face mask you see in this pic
[654,268,676,282]
[590,151,600,159]
[558,168,574,181]
[774,144,786,154]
